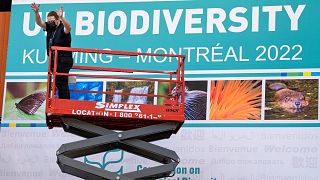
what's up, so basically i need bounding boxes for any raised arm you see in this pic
[31,2,46,29]
[57,6,71,34]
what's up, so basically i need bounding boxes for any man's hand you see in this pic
[56,6,64,19]
[31,2,45,29]
[57,6,71,34]
[31,2,40,13]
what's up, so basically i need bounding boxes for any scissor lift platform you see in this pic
[46,46,185,179]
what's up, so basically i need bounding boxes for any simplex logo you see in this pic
[95,102,142,113]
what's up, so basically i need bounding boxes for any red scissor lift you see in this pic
[46,46,185,180]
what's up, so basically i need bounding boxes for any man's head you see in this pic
[47,11,60,28]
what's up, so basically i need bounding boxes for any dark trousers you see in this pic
[52,56,73,99]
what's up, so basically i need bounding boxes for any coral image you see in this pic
[210,80,261,120]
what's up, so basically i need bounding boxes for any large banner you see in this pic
[6,0,320,72]
[1,0,320,179]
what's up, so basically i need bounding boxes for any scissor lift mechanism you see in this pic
[46,46,185,179]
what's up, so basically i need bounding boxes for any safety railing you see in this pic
[46,46,186,130]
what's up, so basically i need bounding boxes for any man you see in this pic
[31,2,73,99]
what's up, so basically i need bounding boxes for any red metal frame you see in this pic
[46,46,185,131]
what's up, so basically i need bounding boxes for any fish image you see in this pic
[15,91,46,115]
[268,82,308,113]
[70,82,103,101]
[210,80,261,120]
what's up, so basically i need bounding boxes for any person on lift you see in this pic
[31,2,73,99]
